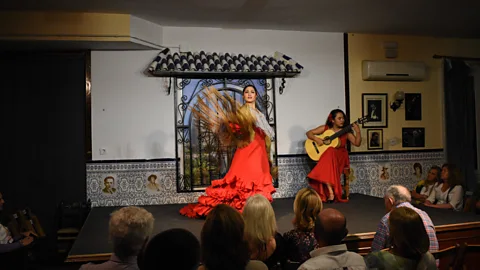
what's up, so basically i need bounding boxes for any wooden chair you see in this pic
[432,244,461,270]
[455,243,480,270]
[56,200,91,257]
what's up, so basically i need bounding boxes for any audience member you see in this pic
[0,192,35,254]
[298,208,366,270]
[243,194,285,269]
[371,185,438,254]
[139,228,200,270]
[283,187,322,264]
[199,204,267,270]
[80,206,154,270]
[412,166,441,204]
[424,163,464,211]
[365,207,437,270]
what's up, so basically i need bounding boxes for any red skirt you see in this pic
[180,130,276,218]
[307,147,349,203]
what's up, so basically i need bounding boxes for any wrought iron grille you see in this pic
[174,78,278,192]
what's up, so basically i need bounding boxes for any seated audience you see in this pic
[283,187,322,264]
[139,228,200,270]
[412,166,441,204]
[80,206,154,270]
[199,204,267,270]
[298,208,366,270]
[371,185,438,254]
[243,194,285,269]
[365,207,437,270]
[0,192,35,254]
[424,163,464,211]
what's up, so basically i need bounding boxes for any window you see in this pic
[174,78,278,191]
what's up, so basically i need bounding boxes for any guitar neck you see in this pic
[329,121,355,140]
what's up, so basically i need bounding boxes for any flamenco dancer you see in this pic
[305,109,361,203]
[180,85,276,218]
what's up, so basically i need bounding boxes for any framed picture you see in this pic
[362,93,388,128]
[402,127,425,147]
[405,93,422,120]
[367,129,383,150]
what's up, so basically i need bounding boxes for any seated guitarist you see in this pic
[306,109,361,203]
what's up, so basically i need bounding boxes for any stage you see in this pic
[66,194,480,263]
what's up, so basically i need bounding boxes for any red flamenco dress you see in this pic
[180,127,276,218]
[307,126,349,203]
[179,88,276,218]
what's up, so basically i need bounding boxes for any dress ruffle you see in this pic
[180,129,276,218]
[180,174,276,218]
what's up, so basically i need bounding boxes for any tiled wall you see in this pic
[348,151,445,197]
[86,151,444,207]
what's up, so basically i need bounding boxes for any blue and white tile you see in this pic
[86,150,445,206]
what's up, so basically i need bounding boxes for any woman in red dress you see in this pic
[180,85,276,218]
[306,109,361,203]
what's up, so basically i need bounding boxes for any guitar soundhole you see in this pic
[324,137,331,145]
[311,141,319,153]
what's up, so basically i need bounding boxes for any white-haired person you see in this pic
[365,207,436,269]
[371,185,438,255]
[243,194,285,269]
[80,206,154,270]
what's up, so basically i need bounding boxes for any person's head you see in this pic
[0,192,4,211]
[441,163,463,186]
[141,228,200,270]
[293,187,323,231]
[314,208,348,247]
[372,132,379,140]
[109,206,154,260]
[414,163,422,175]
[384,185,411,212]
[243,194,277,253]
[147,174,157,184]
[325,109,346,128]
[104,176,115,188]
[389,207,429,260]
[201,204,250,270]
[242,85,258,104]
[426,166,441,184]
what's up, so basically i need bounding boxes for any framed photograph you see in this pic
[405,93,422,120]
[402,127,425,147]
[367,129,383,150]
[362,93,388,128]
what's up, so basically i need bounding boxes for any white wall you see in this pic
[91,27,345,160]
[91,51,175,160]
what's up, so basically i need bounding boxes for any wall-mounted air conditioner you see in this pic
[362,60,426,81]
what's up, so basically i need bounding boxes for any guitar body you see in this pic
[305,129,342,161]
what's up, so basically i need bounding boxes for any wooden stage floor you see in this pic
[66,194,480,263]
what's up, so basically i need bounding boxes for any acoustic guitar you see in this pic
[305,116,370,161]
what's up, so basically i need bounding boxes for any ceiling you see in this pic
[1,0,479,38]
